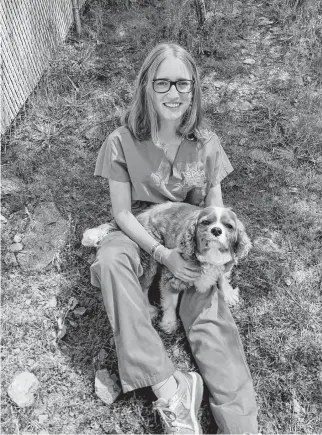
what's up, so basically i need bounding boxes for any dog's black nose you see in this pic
[211,227,222,237]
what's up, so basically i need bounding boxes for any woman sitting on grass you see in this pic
[91,42,259,434]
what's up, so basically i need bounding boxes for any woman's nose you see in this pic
[167,83,179,97]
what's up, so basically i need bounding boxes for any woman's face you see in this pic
[151,55,193,126]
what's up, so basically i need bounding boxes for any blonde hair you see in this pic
[122,43,204,144]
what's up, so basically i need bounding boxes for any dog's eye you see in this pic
[225,223,234,230]
[200,220,211,226]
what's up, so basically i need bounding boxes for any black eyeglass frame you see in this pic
[152,79,194,94]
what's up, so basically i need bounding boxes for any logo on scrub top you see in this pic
[182,163,206,186]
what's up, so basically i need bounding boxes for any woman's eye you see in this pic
[155,80,168,86]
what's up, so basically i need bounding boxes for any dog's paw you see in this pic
[223,286,240,307]
[148,304,158,320]
[159,316,178,334]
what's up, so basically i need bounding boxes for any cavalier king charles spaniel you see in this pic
[82,202,252,333]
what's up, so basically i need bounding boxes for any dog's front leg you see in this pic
[159,286,180,333]
[218,274,239,307]
[159,271,180,333]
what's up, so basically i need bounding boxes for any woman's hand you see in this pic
[161,248,201,283]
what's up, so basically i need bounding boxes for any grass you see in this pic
[1,0,322,433]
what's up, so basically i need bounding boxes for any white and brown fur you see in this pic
[82,202,252,333]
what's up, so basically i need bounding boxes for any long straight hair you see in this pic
[122,43,205,144]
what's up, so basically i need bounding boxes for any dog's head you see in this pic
[179,206,252,264]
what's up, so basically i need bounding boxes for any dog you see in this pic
[82,202,252,333]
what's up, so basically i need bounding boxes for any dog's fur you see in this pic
[82,202,252,333]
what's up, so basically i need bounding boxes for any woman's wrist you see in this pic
[150,243,170,264]
[157,246,171,265]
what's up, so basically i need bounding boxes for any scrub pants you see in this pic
[90,231,259,434]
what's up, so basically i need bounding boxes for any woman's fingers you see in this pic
[176,268,200,282]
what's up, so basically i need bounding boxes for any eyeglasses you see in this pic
[152,79,194,94]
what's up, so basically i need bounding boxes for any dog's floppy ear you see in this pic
[235,219,252,259]
[178,210,200,259]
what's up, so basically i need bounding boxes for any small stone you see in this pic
[47,296,57,308]
[3,252,18,266]
[27,359,35,366]
[253,237,280,253]
[238,101,254,111]
[13,348,21,355]
[8,371,39,407]
[25,299,32,305]
[243,58,256,65]
[1,214,8,223]
[1,177,24,195]
[16,201,69,271]
[38,414,48,424]
[9,243,23,253]
[95,369,121,405]
[239,138,247,145]
[13,234,22,243]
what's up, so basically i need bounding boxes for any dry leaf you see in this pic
[57,324,67,340]
[68,297,78,311]
[284,277,292,286]
[73,307,86,316]
[57,316,64,329]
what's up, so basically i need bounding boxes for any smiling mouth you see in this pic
[163,103,181,108]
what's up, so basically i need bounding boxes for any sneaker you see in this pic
[153,371,204,434]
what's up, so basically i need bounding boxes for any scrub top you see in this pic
[95,126,233,214]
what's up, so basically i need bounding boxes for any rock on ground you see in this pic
[16,202,69,271]
[8,371,39,407]
[253,237,280,253]
[95,369,121,405]
[1,176,24,195]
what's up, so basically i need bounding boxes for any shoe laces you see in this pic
[153,401,192,432]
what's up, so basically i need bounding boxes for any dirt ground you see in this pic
[1,0,322,433]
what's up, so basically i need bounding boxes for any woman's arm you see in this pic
[204,183,224,207]
[109,179,200,281]
[109,179,163,254]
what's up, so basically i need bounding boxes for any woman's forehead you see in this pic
[155,56,191,79]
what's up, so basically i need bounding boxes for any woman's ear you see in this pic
[234,219,252,259]
[178,210,200,259]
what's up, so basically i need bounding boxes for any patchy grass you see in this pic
[1,0,322,433]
